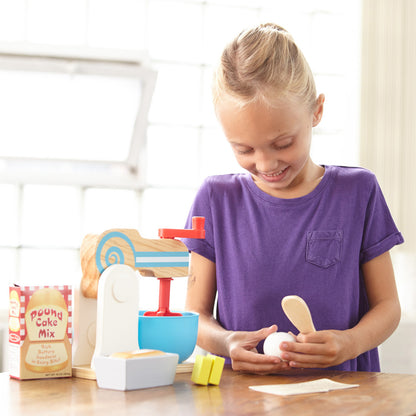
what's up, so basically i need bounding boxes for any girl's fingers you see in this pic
[232,352,291,373]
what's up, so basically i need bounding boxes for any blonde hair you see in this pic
[213,23,317,110]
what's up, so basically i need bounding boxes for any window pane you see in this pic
[146,125,199,187]
[0,248,17,310]
[0,185,19,246]
[87,0,146,49]
[149,63,202,125]
[148,0,203,63]
[83,188,140,234]
[309,12,352,75]
[18,248,80,287]
[140,188,196,238]
[0,69,141,162]
[21,185,82,247]
[0,0,25,42]
[27,0,87,45]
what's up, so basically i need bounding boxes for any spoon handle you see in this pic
[281,295,316,333]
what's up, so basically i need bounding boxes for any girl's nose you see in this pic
[255,151,278,173]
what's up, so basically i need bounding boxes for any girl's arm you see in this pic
[185,251,291,373]
[280,251,401,368]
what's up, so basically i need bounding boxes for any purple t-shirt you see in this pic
[182,166,404,372]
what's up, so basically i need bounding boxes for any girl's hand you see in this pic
[279,329,354,368]
[225,324,292,374]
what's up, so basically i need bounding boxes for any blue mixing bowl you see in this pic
[138,311,199,363]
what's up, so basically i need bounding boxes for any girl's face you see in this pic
[216,95,325,198]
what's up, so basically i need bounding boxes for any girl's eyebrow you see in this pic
[228,131,294,147]
[228,140,250,147]
[272,132,293,141]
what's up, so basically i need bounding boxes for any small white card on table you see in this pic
[249,378,359,396]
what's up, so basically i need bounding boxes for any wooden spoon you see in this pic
[281,295,316,333]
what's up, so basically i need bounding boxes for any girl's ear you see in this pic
[312,94,325,127]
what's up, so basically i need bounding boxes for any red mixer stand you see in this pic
[143,217,205,317]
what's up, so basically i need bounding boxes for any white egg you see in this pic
[263,332,296,360]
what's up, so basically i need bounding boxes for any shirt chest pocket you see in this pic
[306,230,343,268]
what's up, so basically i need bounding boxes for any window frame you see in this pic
[0,43,157,189]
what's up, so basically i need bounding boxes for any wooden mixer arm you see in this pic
[80,229,189,299]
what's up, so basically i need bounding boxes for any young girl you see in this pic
[182,23,403,374]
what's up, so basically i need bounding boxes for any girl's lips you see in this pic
[258,166,289,183]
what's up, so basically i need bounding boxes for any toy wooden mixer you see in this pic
[80,216,205,314]
[72,217,205,389]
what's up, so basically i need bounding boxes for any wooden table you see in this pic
[2,367,416,415]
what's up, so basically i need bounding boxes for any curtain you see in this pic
[361,0,416,253]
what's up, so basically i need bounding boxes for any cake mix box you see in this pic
[8,284,72,379]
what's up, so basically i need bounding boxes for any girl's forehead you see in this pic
[217,97,310,125]
[217,98,310,143]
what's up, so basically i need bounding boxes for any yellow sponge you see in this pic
[191,354,225,386]
[207,354,225,385]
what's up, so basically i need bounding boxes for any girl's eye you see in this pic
[274,139,293,150]
[233,146,253,155]
[276,143,291,150]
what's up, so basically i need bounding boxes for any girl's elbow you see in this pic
[393,299,401,329]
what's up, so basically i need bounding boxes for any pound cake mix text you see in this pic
[8,285,72,380]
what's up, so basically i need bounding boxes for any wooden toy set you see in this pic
[8,210,316,390]
[72,217,207,390]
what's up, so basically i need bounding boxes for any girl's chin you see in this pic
[253,177,286,194]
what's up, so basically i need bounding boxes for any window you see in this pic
[0,44,156,188]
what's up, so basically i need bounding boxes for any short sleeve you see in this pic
[360,175,404,264]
